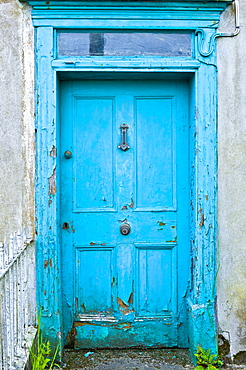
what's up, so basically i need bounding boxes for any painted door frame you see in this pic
[24,0,232,356]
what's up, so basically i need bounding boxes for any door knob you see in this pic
[64,150,73,159]
[120,223,131,235]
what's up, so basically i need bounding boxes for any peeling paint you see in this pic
[119,218,127,223]
[44,260,49,268]
[74,322,97,327]
[48,166,57,206]
[90,242,107,246]
[157,221,166,226]
[128,293,133,305]
[199,214,204,227]
[198,208,205,227]
[116,323,131,330]
[117,297,135,316]
[129,199,134,208]
[50,145,57,158]
[49,166,57,195]
[111,277,116,287]
[117,297,130,310]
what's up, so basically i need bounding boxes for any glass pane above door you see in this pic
[58,32,192,57]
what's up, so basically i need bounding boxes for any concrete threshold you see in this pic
[62,348,194,370]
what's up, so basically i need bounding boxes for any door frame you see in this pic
[28,0,231,356]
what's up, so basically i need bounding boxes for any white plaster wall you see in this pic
[0,0,34,239]
[217,0,246,358]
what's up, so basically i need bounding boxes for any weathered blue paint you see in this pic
[28,0,231,359]
[35,25,62,350]
[27,1,230,30]
[187,41,219,358]
[60,79,190,348]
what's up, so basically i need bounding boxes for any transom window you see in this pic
[58,31,192,57]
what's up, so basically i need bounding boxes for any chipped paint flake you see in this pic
[199,208,205,227]
[49,166,57,196]
[50,145,57,158]
[128,293,133,305]
[129,199,134,208]
[116,323,131,330]
[117,297,129,310]
[117,297,134,315]
[90,242,107,246]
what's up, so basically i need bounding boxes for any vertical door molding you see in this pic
[35,26,62,348]
[188,33,218,355]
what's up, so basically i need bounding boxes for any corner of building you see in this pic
[217,0,246,363]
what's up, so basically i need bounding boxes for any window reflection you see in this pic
[59,32,191,57]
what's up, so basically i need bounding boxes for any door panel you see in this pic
[137,247,174,315]
[76,247,115,313]
[74,97,115,211]
[135,97,174,209]
[60,79,190,348]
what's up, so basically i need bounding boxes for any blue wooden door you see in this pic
[60,79,189,348]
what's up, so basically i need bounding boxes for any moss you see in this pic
[218,334,230,357]
[233,351,246,365]
[218,334,232,365]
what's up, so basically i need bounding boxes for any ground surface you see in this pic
[62,348,246,370]
[62,348,194,370]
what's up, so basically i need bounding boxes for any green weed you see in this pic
[30,314,60,370]
[194,346,223,370]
